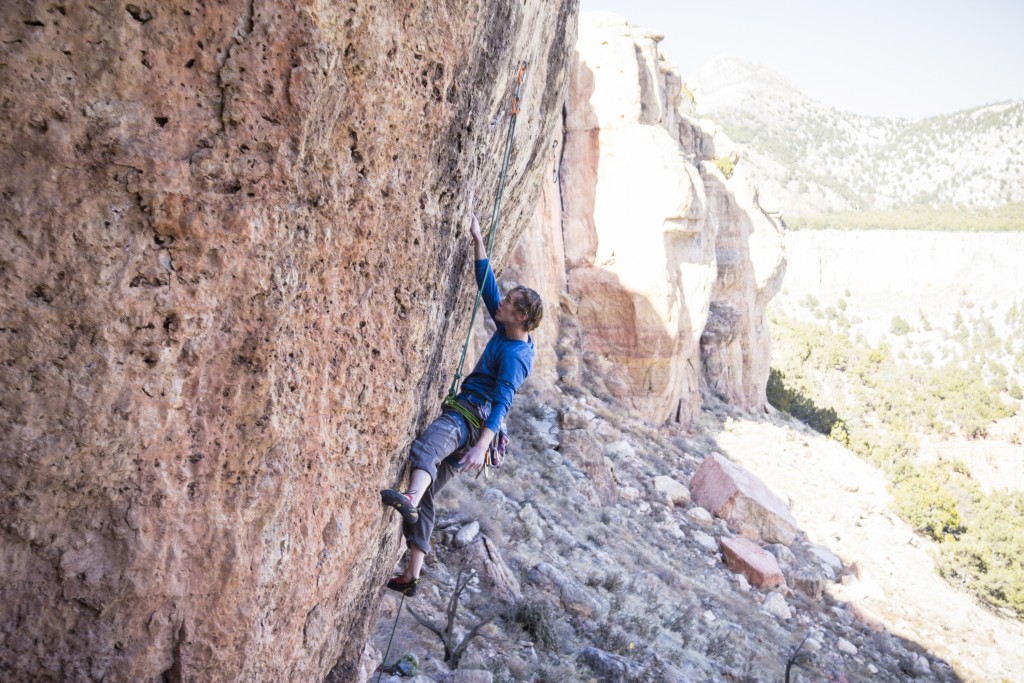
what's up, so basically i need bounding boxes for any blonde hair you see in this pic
[509,286,543,331]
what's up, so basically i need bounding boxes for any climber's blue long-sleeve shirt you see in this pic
[458,259,534,434]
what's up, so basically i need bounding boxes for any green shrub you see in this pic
[509,598,560,652]
[890,316,911,335]
[712,156,735,178]
[766,368,844,437]
[680,82,696,106]
[892,464,963,541]
[769,309,1024,617]
[785,202,1024,232]
[938,491,1024,617]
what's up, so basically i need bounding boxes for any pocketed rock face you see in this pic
[0,2,576,681]
[509,12,784,423]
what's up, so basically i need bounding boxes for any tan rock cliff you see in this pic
[0,1,576,680]
[700,166,786,411]
[510,12,785,422]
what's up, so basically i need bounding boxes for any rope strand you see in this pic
[375,593,405,683]
[447,63,528,401]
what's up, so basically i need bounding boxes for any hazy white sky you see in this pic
[579,0,1024,119]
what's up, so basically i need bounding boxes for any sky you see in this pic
[579,0,1024,120]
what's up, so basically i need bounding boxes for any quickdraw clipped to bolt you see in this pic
[551,139,559,183]
[510,61,527,115]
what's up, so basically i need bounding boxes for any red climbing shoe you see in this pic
[386,575,419,597]
[380,489,419,524]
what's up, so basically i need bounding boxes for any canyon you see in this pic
[4,3,1020,682]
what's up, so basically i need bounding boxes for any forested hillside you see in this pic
[771,231,1024,619]
[690,55,1024,220]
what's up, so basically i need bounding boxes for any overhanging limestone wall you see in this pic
[0,1,576,680]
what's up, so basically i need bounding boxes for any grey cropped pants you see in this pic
[404,402,488,555]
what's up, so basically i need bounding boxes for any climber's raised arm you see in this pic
[469,213,487,261]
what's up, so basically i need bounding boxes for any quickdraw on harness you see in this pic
[444,62,527,471]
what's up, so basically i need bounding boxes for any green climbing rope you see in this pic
[443,395,482,430]
[374,63,529,683]
[375,593,405,683]
[446,62,528,403]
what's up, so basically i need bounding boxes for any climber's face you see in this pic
[496,292,526,327]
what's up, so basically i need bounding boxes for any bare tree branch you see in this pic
[450,610,501,663]
[406,606,446,639]
[404,560,498,669]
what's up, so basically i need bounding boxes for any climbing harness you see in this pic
[443,395,482,430]
[446,61,528,405]
[442,395,509,473]
[375,593,406,683]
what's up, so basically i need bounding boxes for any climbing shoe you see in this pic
[380,489,419,524]
[386,575,419,597]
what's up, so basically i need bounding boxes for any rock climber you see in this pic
[379,207,543,597]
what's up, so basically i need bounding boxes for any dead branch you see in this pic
[405,563,500,669]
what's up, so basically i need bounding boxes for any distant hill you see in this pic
[689,55,1024,219]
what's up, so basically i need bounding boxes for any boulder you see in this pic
[466,535,522,605]
[654,476,692,507]
[908,653,932,676]
[528,414,561,449]
[576,646,639,683]
[791,568,827,600]
[530,563,603,619]
[690,453,798,544]
[720,537,785,589]
[686,506,715,526]
[693,531,719,552]
[765,543,797,569]
[807,543,843,572]
[454,522,481,548]
[762,592,792,620]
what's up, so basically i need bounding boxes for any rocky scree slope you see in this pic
[364,388,965,682]
[0,1,576,681]
[362,13,984,683]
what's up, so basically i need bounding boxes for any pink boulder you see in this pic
[690,453,798,544]
[720,536,785,588]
